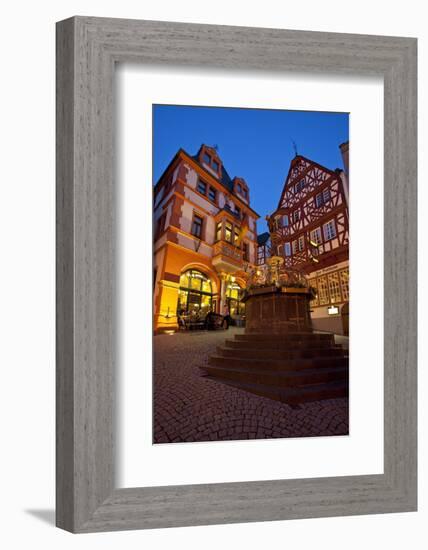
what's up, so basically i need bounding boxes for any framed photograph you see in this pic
[56,16,417,532]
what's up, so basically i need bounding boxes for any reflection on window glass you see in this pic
[179,273,189,288]
[328,272,341,303]
[340,269,349,301]
[318,276,329,305]
[225,221,232,243]
[216,222,222,241]
[234,228,240,246]
[309,279,319,307]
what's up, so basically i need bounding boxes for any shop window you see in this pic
[328,272,341,303]
[340,269,349,301]
[318,276,329,305]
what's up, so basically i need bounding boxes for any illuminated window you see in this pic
[340,269,349,301]
[233,227,240,246]
[309,278,319,307]
[317,276,329,305]
[225,221,233,243]
[178,269,213,316]
[328,272,341,303]
[323,220,337,241]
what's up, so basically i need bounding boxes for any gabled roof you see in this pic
[277,154,339,210]
[257,232,270,246]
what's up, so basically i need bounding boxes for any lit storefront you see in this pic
[225,280,245,320]
[177,270,216,317]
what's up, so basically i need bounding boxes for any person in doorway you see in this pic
[222,303,232,329]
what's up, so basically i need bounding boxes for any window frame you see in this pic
[197,179,207,196]
[208,186,217,203]
[191,212,204,239]
[323,219,337,241]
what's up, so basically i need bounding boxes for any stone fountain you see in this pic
[201,259,349,406]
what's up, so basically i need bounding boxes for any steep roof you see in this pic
[257,232,270,246]
[276,154,338,210]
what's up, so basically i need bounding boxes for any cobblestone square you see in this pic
[153,328,349,443]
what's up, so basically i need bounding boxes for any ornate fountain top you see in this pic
[246,261,310,292]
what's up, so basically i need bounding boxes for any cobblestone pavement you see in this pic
[153,328,349,443]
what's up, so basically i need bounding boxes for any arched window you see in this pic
[177,269,214,317]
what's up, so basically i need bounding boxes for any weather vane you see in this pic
[291,139,298,157]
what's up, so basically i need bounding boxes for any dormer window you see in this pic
[237,183,242,193]
[200,146,222,176]
[242,188,247,199]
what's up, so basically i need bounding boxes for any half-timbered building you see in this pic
[265,147,349,334]
[153,144,259,333]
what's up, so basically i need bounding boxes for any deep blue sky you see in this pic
[153,105,348,234]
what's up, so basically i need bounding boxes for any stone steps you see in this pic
[225,339,336,350]
[202,364,348,388]
[202,331,349,405]
[209,354,348,371]
[235,332,334,343]
[217,345,347,360]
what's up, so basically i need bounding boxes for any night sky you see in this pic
[153,104,349,234]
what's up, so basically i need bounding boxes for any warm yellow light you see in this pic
[231,276,236,282]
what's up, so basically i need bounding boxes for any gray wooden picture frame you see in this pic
[56,16,417,533]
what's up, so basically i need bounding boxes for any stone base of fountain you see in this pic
[243,285,313,334]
